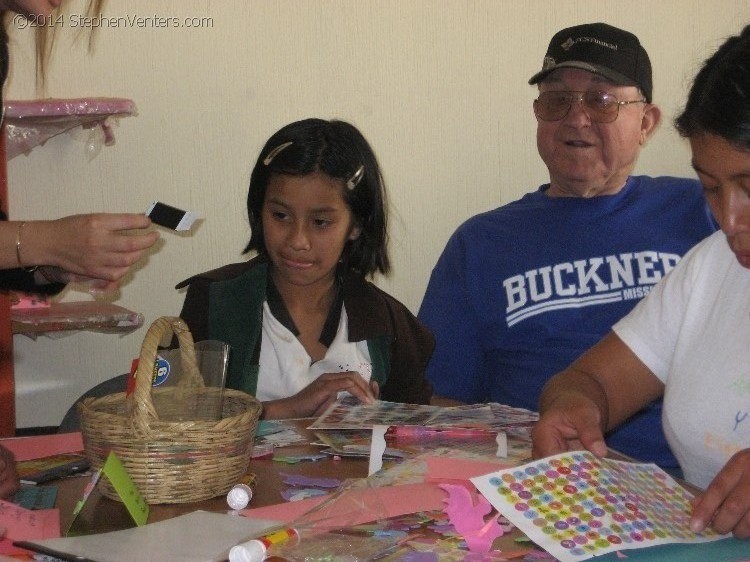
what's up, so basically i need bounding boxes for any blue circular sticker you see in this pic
[152,356,171,386]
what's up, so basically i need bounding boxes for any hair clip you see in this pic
[346,165,365,190]
[263,141,293,165]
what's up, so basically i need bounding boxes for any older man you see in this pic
[418,23,716,470]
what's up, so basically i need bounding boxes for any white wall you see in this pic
[5,0,749,427]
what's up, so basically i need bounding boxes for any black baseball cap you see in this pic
[528,23,653,102]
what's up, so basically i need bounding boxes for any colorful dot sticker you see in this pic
[471,450,727,562]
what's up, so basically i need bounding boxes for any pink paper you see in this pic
[242,482,447,525]
[0,500,60,540]
[425,456,512,483]
[440,483,503,553]
[0,432,84,461]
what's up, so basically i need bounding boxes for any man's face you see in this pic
[535,68,660,198]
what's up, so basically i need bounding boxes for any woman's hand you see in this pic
[0,445,19,499]
[262,371,378,419]
[690,448,750,538]
[532,391,608,459]
[24,214,159,288]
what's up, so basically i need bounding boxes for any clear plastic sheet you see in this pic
[10,300,143,338]
[3,98,137,160]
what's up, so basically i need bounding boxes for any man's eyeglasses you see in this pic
[534,90,647,123]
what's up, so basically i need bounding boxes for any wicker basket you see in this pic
[78,316,262,504]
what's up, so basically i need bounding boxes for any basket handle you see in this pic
[130,316,201,433]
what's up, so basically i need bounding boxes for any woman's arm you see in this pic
[532,332,664,459]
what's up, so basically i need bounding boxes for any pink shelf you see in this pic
[3,97,136,159]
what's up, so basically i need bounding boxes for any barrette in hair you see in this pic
[263,141,293,165]
[346,165,365,190]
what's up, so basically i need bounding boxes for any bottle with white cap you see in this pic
[226,473,258,511]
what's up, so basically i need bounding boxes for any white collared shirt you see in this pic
[255,301,372,401]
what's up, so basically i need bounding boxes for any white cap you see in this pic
[228,539,267,562]
[227,484,253,510]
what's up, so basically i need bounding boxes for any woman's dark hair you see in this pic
[675,25,750,151]
[245,118,390,276]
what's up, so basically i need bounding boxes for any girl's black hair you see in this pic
[675,25,750,151]
[245,118,390,276]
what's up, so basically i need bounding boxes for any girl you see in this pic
[177,118,433,419]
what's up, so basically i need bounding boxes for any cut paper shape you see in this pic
[68,452,149,532]
[471,450,728,562]
[496,431,508,458]
[101,453,149,527]
[370,424,388,475]
[439,483,503,553]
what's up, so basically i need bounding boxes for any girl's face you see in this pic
[690,133,750,269]
[1,0,60,17]
[262,172,361,290]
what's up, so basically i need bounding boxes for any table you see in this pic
[45,421,749,562]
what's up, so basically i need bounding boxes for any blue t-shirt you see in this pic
[418,176,717,469]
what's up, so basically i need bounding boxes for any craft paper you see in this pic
[242,482,447,525]
[425,456,512,483]
[0,432,84,461]
[471,451,728,562]
[0,499,60,541]
[101,452,149,526]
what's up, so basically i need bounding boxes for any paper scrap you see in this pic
[281,474,341,488]
[369,425,388,475]
[242,482,448,525]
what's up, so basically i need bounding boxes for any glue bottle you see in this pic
[228,527,299,562]
[226,473,258,510]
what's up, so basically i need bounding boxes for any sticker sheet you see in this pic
[471,451,727,562]
[308,396,537,430]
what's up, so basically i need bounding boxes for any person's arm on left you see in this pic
[690,450,750,538]
[532,332,664,459]
[0,214,159,292]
